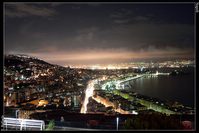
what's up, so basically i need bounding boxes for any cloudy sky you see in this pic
[4,3,195,66]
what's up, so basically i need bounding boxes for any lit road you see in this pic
[101,74,145,90]
[80,78,131,114]
[118,74,144,84]
[80,80,97,113]
[106,72,170,90]
[80,78,130,114]
[118,71,169,84]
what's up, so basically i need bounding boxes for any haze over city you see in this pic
[5,3,194,66]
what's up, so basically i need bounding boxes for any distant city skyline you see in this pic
[4,3,195,66]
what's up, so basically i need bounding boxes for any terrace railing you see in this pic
[1,117,45,131]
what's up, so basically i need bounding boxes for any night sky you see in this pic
[4,3,195,66]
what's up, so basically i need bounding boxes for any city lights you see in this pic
[3,3,195,131]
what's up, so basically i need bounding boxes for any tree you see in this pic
[45,120,55,131]
[124,118,134,129]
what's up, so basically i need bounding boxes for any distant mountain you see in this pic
[4,54,54,67]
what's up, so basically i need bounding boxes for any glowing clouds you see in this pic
[18,47,194,66]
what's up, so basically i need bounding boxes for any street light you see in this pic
[116,117,119,130]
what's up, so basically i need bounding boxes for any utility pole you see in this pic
[16,109,19,118]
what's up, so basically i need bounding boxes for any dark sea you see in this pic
[128,67,195,107]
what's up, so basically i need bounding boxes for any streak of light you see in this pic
[80,80,96,113]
